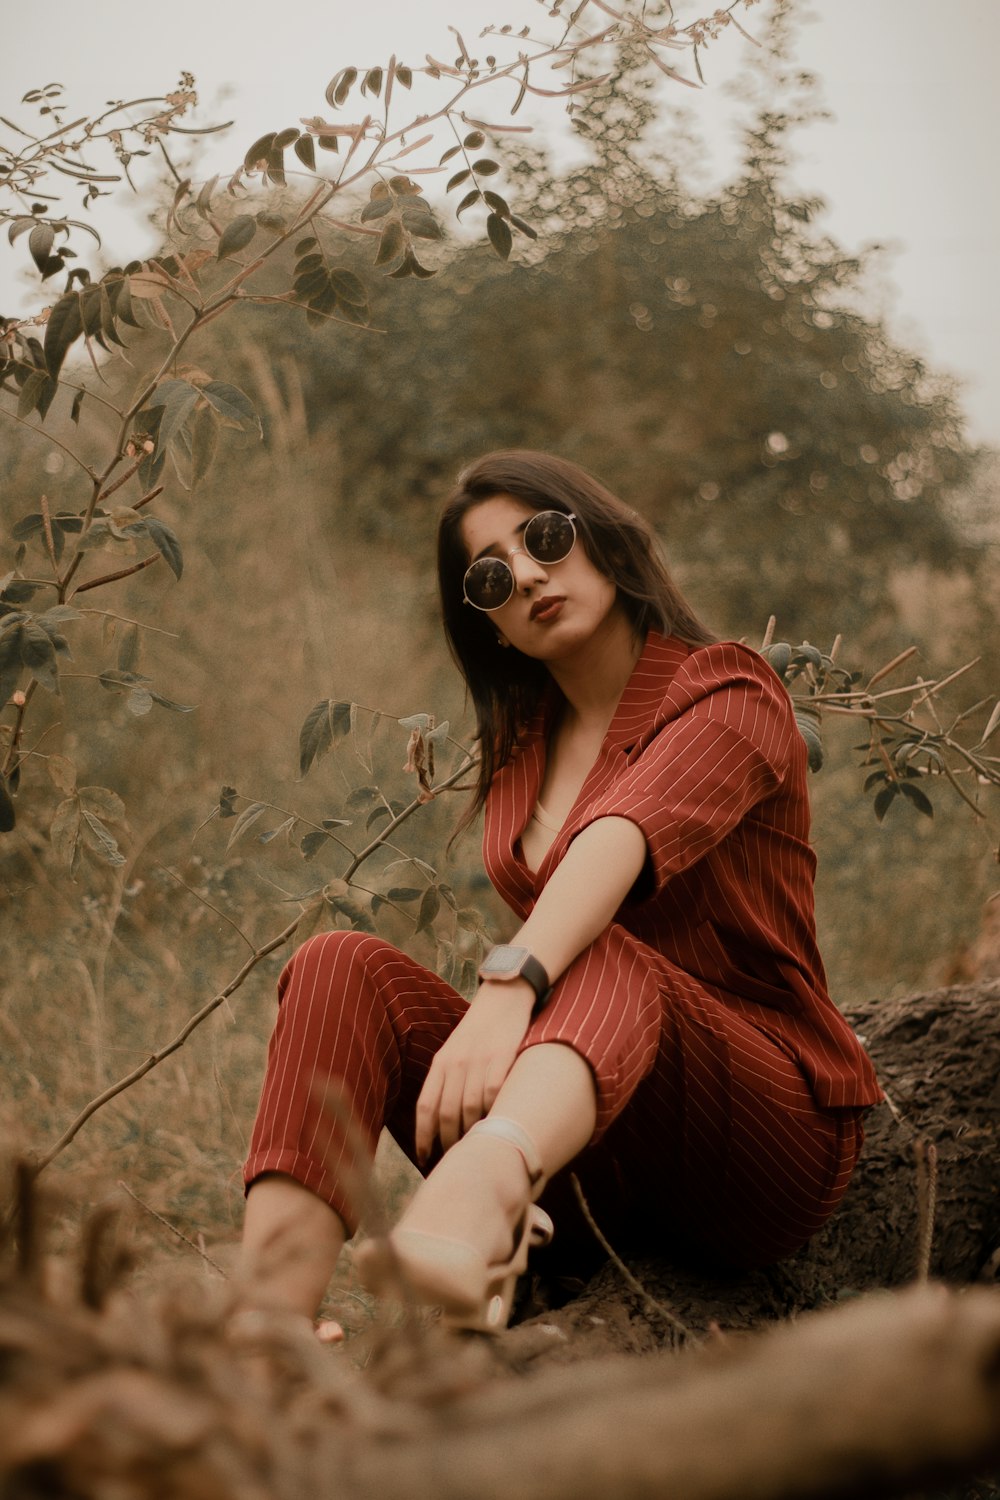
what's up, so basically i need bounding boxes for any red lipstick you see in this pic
[530,596,565,622]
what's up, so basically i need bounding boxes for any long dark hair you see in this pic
[437,450,716,825]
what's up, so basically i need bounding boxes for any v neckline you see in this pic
[509,630,692,887]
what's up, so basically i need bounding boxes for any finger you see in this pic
[436,1069,466,1154]
[415,1065,445,1166]
[461,1068,488,1137]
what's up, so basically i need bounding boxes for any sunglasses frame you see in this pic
[462,511,578,612]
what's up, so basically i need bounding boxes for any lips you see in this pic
[530,595,565,622]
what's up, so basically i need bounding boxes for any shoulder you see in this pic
[632,638,798,772]
[668,639,789,705]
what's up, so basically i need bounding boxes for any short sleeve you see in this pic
[575,643,797,897]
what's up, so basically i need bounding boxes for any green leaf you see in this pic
[272,127,300,150]
[447,169,471,192]
[79,785,126,826]
[899,782,934,818]
[360,198,394,224]
[44,292,83,378]
[416,887,441,934]
[0,775,15,833]
[328,67,358,108]
[148,690,196,713]
[244,131,277,170]
[147,378,200,459]
[260,815,296,845]
[300,829,327,860]
[70,389,85,424]
[293,134,316,171]
[374,220,405,268]
[472,158,500,176]
[362,67,383,98]
[387,887,422,902]
[141,517,183,580]
[201,381,261,436]
[463,131,486,149]
[189,403,219,486]
[366,804,392,829]
[486,213,513,260]
[873,784,899,823]
[19,617,59,693]
[28,222,55,273]
[227,801,267,849]
[396,65,412,88]
[219,785,238,818]
[439,145,461,165]
[299,698,352,775]
[456,189,481,219]
[127,688,154,715]
[17,369,50,419]
[793,708,823,772]
[483,191,510,218]
[216,214,257,260]
[329,269,367,307]
[763,642,792,679]
[80,808,126,865]
[50,795,81,868]
[295,236,319,255]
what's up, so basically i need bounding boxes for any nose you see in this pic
[509,546,548,593]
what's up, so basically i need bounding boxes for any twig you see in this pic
[570,1172,691,1344]
[70,552,160,596]
[28,913,301,1178]
[913,1137,938,1283]
[156,864,257,952]
[116,1179,228,1277]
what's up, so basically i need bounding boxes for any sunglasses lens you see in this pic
[525,511,575,563]
[464,558,514,611]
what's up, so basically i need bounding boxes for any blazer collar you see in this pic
[602,630,691,749]
[518,630,691,752]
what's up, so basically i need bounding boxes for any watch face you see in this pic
[480,945,529,978]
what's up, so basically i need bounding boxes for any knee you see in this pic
[278,928,400,1003]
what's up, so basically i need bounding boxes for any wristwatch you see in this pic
[478,945,553,1011]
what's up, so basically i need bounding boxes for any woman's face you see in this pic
[458,494,621,662]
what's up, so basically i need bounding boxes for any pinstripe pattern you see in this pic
[245,632,880,1264]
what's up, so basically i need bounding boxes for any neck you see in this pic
[546,609,645,733]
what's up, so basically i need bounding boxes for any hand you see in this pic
[415,979,535,1162]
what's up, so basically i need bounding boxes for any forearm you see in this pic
[510,816,648,985]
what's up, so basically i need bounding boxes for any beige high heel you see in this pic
[357,1116,554,1333]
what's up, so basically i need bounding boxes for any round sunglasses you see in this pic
[462,510,578,612]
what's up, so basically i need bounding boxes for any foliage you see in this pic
[0,0,996,1207]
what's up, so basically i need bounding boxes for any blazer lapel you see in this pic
[531,631,691,889]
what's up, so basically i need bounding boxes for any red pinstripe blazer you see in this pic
[483,631,882,1110]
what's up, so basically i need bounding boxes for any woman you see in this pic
[237,451,882,1334]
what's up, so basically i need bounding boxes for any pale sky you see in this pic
[6,0,999,445]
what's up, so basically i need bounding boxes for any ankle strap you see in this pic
[466,1116,544,1188]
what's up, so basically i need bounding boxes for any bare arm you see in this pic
[414,816,648,1160]
[508,815,648,983]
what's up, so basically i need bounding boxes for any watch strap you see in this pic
[479,945,553,1010]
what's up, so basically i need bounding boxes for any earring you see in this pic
[496,634,510,648]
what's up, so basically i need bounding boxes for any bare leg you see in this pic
[236,1173,346,1323]
[396,1042,597,1264]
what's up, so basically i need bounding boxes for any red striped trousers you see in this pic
[244,927,864,1268]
